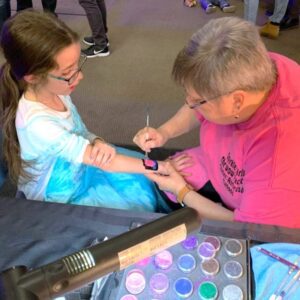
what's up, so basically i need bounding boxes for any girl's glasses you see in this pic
[48,55,87,85]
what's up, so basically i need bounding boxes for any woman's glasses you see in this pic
[48,55,87,85]
[185,91,233,109]
[185,98,207,109]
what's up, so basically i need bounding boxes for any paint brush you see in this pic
[145,105,150,158]
[269,256,300,300]
[275,270,300,300]
[257,247,300,271]
[283,273,300,299]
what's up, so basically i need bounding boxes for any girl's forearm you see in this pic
[100,155,161,173]
[83,146,162,174]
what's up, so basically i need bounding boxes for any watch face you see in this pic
[143,159,158,171]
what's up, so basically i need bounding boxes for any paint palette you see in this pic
[114,233,250,299]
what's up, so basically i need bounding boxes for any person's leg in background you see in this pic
[82,0,108,45]
[0,0,10,31]
[243,0,259,24]
[280,0,300,30]
[16,0,32,11]
[199,0,218,14]
[96,0,107,33]
[260,0,289,38]
[211,0,236,13]
[79,0,110,58]
[41,0,57,14]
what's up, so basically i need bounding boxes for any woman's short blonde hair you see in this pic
[172,17,277,99]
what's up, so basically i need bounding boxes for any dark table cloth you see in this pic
[1,196,300,299]
[1,196,300,272]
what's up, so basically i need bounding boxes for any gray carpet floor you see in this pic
[0,0,299,196]
[6,0,300,149]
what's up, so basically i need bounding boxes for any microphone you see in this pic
[0,207,200,299]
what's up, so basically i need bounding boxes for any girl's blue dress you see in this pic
[16,95,169,213]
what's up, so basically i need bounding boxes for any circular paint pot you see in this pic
[149,272,169,295]
[154,250,173,270]
[224,261,243,279]
[120,295,138,300]
[198,281,218,300]
[177,253,196,273]
[197,242,216,260]
[224,239,243,257]
[223,284,244,300]
[203,236,221,252]
[173,277,194,298]
[136,256,151,267]
[181,235,199,250]
[125,269,146,295]
[201,258,220,276]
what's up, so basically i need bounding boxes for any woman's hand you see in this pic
[133,127,169,153]
[169,153,194,177]
[146,161,187,196]
[90,140,116,167]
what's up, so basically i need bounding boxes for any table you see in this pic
[1,196,300,298]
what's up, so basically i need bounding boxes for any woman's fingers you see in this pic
[170,153,194,171]
[146,161,187,194]
[133,127,165,151]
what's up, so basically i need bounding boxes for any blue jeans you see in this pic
[244,0,289,24]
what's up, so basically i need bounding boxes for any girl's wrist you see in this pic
[142,158,159,171]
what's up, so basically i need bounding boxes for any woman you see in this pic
[134,17,300,228]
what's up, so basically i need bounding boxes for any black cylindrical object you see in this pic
[0,207,200,299]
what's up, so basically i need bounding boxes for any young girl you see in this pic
[0,10,169,212]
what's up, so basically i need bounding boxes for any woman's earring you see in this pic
[234,104,240,119]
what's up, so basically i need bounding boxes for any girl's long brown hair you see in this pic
[0,10,79,183]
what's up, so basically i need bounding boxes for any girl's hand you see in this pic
[169,153,194,177]
[90,140,116,167]
[133,127,168,153]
